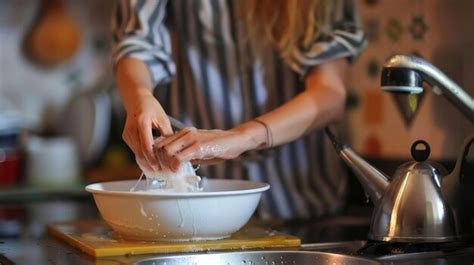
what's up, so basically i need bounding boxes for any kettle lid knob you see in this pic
[411,140,431,162]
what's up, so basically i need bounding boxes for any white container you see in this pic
[86,179,270,241]
[24,135,80,187]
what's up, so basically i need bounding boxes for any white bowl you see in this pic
[85,179,270,241]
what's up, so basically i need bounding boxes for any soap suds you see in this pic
[132,158,203,193]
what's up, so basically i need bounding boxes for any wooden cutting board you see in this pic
[47,220,300,257]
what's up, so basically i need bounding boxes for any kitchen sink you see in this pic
[135,250,378,265]
[124,241,474,265]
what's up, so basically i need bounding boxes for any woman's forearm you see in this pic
[115,57,156,112]
[115,57,174,166]
[233,58,348,150]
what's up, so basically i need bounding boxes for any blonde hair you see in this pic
[244,0,335,58]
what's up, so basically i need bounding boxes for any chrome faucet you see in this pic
[380,54,474,123]
[324,54,474,243]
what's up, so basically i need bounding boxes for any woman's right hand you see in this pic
[122,91,173,171]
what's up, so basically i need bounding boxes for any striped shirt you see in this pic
[112,0,367,220]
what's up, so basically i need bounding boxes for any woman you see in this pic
[113,0,366,220]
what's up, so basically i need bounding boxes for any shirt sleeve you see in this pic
[285,0,368,76]
[112,0,176,87]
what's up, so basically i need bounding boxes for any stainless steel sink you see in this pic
[135,250,379,265]
[90,241,474,265]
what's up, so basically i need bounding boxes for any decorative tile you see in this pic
[363,134,382,157]
[345,90,360,110]
[362,90,384,125]
[385,17,404,43]
[367,58,380,79]
[363,0,380,7]
[364,18,380,42]
[409,15,429,41]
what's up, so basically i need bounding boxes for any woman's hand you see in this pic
[116,57,174,172]
[153,126,262,172]
[122,92,173,171]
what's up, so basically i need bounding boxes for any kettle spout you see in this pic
[325,128,389,205]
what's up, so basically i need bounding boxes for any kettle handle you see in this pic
[411,140,431,162]
[458,134,473,184]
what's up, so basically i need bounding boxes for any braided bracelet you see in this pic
[253,119,273,149]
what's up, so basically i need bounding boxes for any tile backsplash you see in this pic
[348,0,474,160]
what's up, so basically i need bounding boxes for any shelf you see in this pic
[0,184,90,203]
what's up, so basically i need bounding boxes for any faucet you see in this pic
[380,54,474,123]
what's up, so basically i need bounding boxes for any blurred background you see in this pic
[0,1,473,254]
[0,0,472,199]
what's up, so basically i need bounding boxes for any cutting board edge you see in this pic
[47,224,98,257]
[92,238,302,257]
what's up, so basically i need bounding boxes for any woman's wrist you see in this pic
[230,120,269,152]
[122,87,155,113]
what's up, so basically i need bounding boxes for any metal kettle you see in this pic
[326,129,473,242]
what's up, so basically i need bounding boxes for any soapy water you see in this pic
[198,144,227,160]
[129,135,205,193]
[130,161,203,193]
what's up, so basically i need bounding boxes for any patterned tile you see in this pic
[363,134,382,157]
[367,58,380,79]
[386,17,404,42]
[364,17,380,42]
[409,15,429,41]
[363,90,384,125]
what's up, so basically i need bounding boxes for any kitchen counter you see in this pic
[0,189,373,264]
[1,190,473,264]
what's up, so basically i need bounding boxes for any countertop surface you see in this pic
[0,188,473,264]
[0,187,371,264]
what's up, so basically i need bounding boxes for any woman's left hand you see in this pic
[153,127,253,171]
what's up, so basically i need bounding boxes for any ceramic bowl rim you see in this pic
[85,179,270,198]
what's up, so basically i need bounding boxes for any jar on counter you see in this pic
[0,120,22,187]
[0,147,22,187]
[24,135,80,188]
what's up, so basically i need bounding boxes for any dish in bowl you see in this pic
[85,179,270,241]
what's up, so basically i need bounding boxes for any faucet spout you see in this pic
[381,54,474,123]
